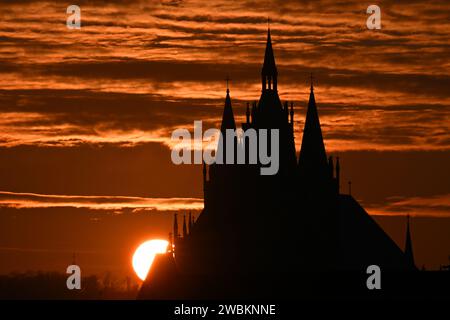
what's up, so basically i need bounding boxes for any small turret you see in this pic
[173,213,179,239]
[328,156,334,179]
[202,160,207,182]
[188,211,193,233]
[405,215,416,269]
[336,156,340,194]
[290,102,294,124]
[283,101,288,121]
[251,101,257,124]
[246,102,250,124]
[182,214,187,238]
[168,232,173,253]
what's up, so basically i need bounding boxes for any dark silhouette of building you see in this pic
[139,28,417,299]
[441,257,450,271]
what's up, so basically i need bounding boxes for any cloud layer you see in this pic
[0,191,203,211]
[367,194,450,217]
[0,0,449,152]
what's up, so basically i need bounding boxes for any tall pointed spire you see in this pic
[298,75,328,182]
[261,25,278,91]
[405,215,415,268]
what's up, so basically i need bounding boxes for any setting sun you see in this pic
[132,239,169,281]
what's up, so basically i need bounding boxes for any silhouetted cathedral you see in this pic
[139,28,417,299]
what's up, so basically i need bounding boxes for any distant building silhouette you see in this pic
[441,257,450,271]
[139,28,417,299]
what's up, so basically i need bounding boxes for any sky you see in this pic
[0,0,449,278]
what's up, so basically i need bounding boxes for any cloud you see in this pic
[366,194,450,217]
[0,143,204,198]
[1,190,449,218]
[0,191,203,211]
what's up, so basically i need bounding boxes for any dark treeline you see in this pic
[0,271,139,300]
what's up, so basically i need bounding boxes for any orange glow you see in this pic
[132,239,169,281]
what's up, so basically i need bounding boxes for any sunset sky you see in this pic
[0,0,449,279]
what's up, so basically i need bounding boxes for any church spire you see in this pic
[261,26,278,92]
[220,77,236,133]
[298,75,328,183]
[405,215,415,268]
[216,82,236,164]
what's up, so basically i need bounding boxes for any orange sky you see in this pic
[0,0,449,277]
